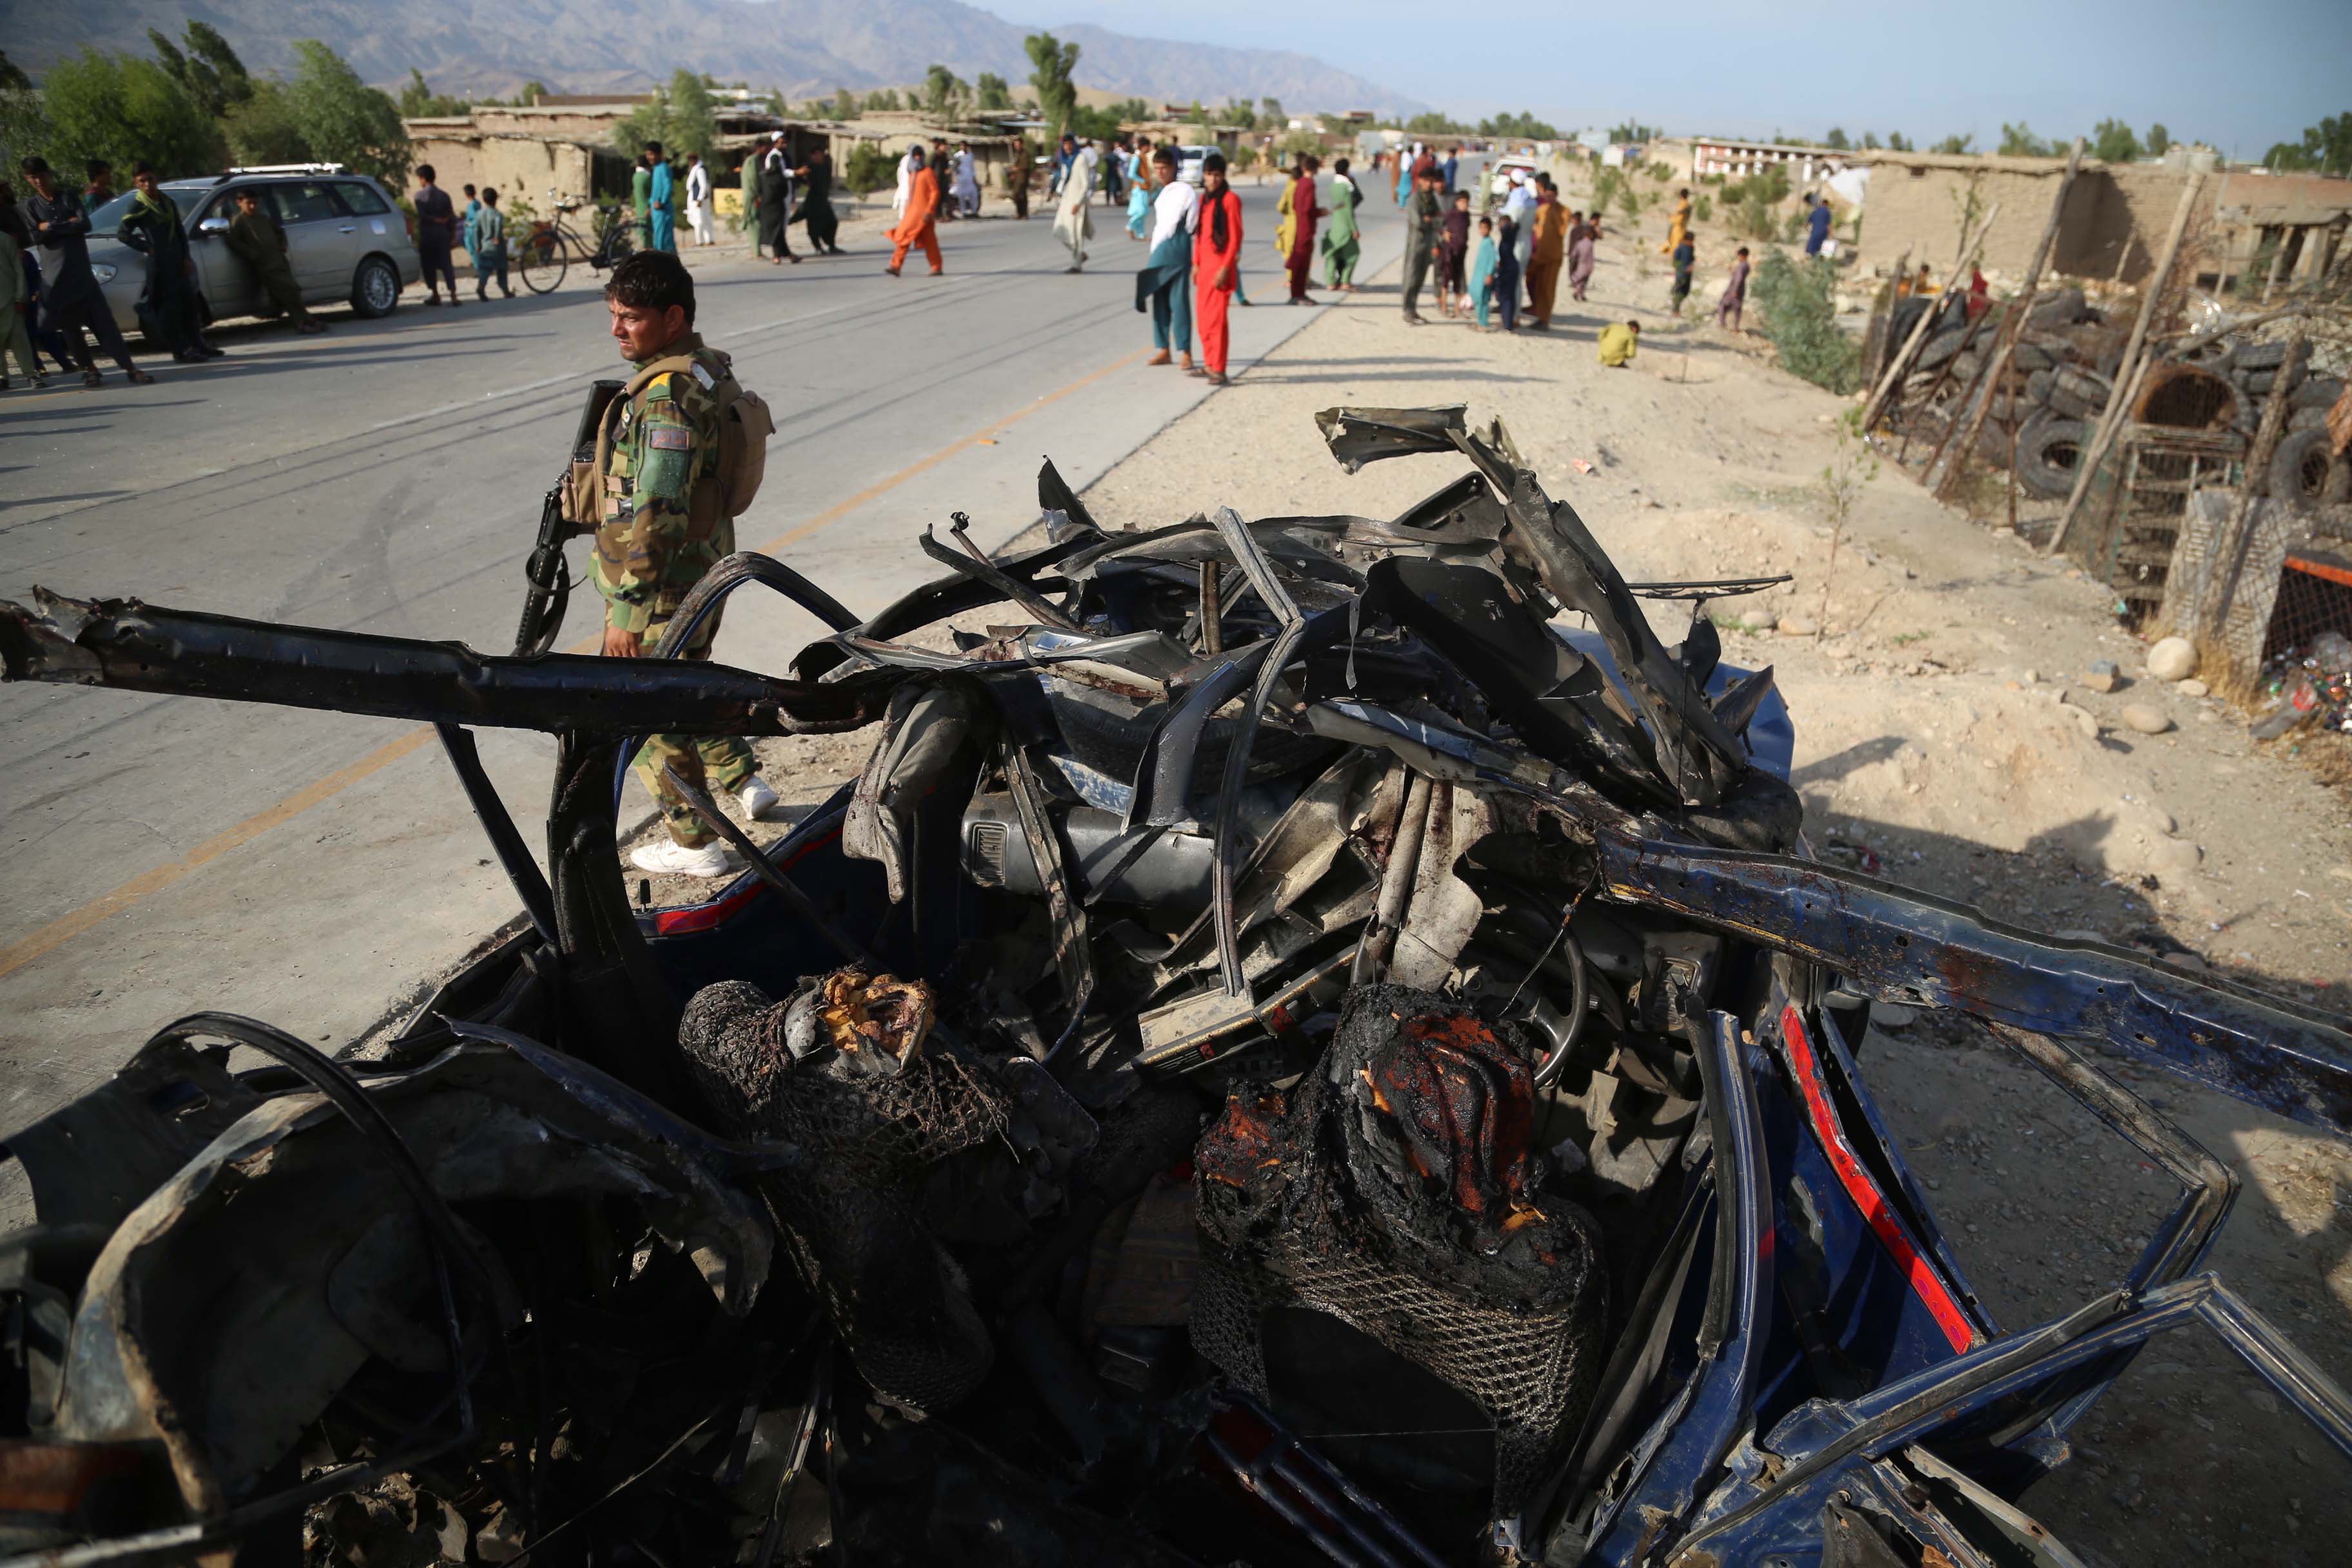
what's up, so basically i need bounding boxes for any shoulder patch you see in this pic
[642,375,678,403]
[647,426,692,451]
[689,363,716,390]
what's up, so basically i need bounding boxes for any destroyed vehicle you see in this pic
[3,407,2349,1568]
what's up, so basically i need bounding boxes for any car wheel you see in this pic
[350,255,401,318]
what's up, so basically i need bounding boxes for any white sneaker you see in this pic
[629,839,738,878]
[737,776,781,819]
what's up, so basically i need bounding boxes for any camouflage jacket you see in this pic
[590,333,737,640]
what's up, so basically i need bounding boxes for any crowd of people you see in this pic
[6,126,1781,396]
[1317,148,1765,368]
[6,157,158,389]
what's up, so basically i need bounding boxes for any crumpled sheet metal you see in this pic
[51,1037,774,1516]
[844,683,982,903]
[1386,780,1494,990]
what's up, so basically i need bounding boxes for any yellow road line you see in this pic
[0,728,434,979]
[752,346,1146,555]
[0,346,1146,980]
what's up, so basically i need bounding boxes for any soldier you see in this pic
[224,188,324,334]
[592,251,781,877]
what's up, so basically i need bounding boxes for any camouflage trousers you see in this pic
[631,614,757,848]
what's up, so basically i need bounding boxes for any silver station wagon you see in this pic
[83,162,420,335]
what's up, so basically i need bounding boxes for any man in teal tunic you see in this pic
[645,142,676,253]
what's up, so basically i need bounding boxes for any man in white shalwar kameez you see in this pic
[683,153,714,245]
[951,144,981,218]
[892,145,924,218]
[1053,141,1097,272]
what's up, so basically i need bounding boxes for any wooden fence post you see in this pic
[1859,213,1998,435]
[2046,172,2206,557]
[1926,139,2084,499]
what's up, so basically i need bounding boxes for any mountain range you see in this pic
[7,0,1424,118]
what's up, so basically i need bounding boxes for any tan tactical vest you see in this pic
[561,351,774,529]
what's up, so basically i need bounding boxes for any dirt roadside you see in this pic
[1061,235,2352,1558]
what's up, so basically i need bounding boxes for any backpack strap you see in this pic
[587,354,731,493]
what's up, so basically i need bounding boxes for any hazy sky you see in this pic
[995,0,2340,160]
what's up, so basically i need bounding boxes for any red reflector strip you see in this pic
[1780,1003,1976,1353]
[652,825,844,937]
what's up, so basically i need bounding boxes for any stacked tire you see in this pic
[1902,285,2118,498]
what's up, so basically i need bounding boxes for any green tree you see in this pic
[397,67,465,119]
[2146,122,2171,157]
[2090,117,2140,162]
[1928,132,1972,154]
[832,86,858,119]
[1861,130,1881,150]
[0,50,30,92]
[975,72,1012,111]
[1605,121,1660,142]
[147,21,253,121]
[1823,126,1850,150]
[1406,110,1468,136]
[2262,112,2351,175]
[667,70,719,157]
[1024,32,1081,139]
[1885,132,1913,152]
[284,39,410,184]
[613,69,720,163]
[923,64,966,118]
[1482,110,1559,139]
[520,81,548,106]
[1224,99,1256,131]
[224,79,312,165]
[863,88,901,113]
[1259,96,1284,126]
[1188,99,1209,128]
[24,48,224,178]
[1996,121,2052,157]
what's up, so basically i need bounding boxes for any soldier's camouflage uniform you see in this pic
[591,331,755,848]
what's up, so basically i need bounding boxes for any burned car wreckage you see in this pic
[3,406,2350,1568]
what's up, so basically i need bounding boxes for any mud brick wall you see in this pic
[1856,156,2197,285]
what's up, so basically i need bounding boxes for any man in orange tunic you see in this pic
[1525,175,1569,329]
[1193,152,1244,386]
[887,150,943,277]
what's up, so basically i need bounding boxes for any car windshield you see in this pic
[87,188,204,239]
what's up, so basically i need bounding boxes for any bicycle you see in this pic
[518,193,637,295]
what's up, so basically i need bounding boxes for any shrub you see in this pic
[1721,162,1790,240]
[1751,250,1861,393]
[843,140,894,197]
[1591,164,1623,215]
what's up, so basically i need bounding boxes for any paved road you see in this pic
[0,184,1403,1137]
